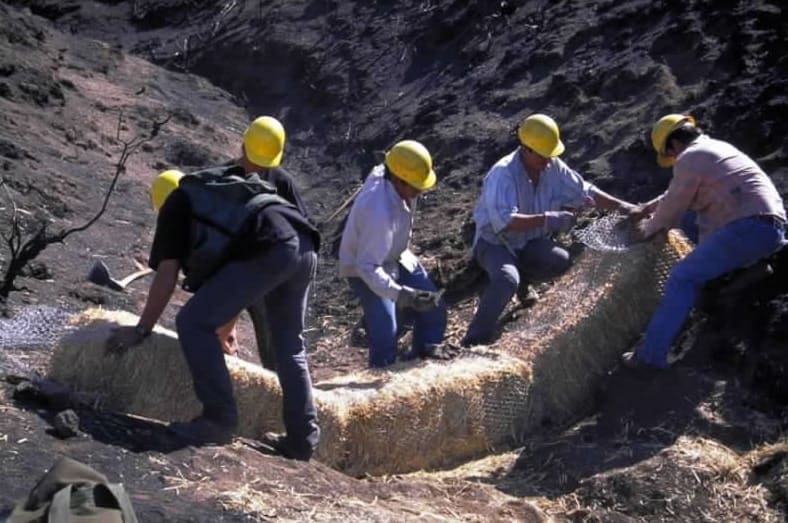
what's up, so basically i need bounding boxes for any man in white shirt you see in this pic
[339,140,446,368]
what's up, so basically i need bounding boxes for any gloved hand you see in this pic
[396,286,442,312]
[544,210,576,232]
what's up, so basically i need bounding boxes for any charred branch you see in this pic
[0,111,171,302]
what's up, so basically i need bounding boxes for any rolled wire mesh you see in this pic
[574,212,634,252]
[467,224,691,446]
[1,305,78,375]
[0,305,77,349]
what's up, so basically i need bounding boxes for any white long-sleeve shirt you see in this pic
[338,165,416,300]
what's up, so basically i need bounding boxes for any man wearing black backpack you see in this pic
[106,116,321,460]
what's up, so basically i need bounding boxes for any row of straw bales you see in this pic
[49,231,691,475]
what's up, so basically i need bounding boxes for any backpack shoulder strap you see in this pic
[47,483,131,523]
[46,485,72,523]
[246,191,294,213]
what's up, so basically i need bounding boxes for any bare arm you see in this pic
[505,213,547,232]
[106,258,180,352]
[138,258,180,331]
[590,187,637,213]
[641,194,664,213]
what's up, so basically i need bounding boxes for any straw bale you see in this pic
[48,308,351,462]
[49,309,203,421]
[316,354,533,474]
[48,231,691,476]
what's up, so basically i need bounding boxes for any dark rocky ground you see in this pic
[0,1,786,521]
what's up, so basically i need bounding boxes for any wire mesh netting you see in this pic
[574,212,633,252]
[0,305,77,349]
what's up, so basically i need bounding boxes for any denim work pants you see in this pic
[348,262,447,368]
[637,216,785,367]
[462,237,571,346]
[176,231,320,454]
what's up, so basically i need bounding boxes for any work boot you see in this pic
[421,342,463,361]
[459,333,494,348]
[517,284,539,308]
[168,415,235,445]
[259,432,312,461]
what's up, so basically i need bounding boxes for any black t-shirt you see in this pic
[148,188,190,270]
[148,171,320,271]
[260,167,310,219]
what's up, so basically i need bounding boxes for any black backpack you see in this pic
[7,457,138,522]
[178,165,294,291]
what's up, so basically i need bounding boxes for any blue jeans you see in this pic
[462,237,571,346]
[681,210,700,244]
[176,232,320,454]
[637,216,785,367]
[348,262,447,368]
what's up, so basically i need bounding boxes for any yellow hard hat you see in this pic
[384,140,436,191]
[517,114,565,158]
[150,169,184,211]
[243,116,286,168]
[651,114,696,168]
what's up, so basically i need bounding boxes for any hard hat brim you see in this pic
[247,149,283,169]
[530,139,565,158]
[404,169,436,191]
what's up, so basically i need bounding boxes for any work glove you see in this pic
[544,210,576,233]
[396,286,442,312]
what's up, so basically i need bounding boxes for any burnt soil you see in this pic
[1,1,787,521]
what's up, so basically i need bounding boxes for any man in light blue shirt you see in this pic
[339,140,447,367]
[462,114,636,347]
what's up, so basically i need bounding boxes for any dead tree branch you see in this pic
[0,111,171,301]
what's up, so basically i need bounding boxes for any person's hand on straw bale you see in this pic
[106,326,147,353]
[623,216,654,244]
[217,319,239,356]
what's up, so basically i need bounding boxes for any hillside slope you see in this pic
[1,1,786,521]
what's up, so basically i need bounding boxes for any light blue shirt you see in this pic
[474,149,594,249]
[338,165,416,300]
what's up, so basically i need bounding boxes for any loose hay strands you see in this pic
[48,231,692,476]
